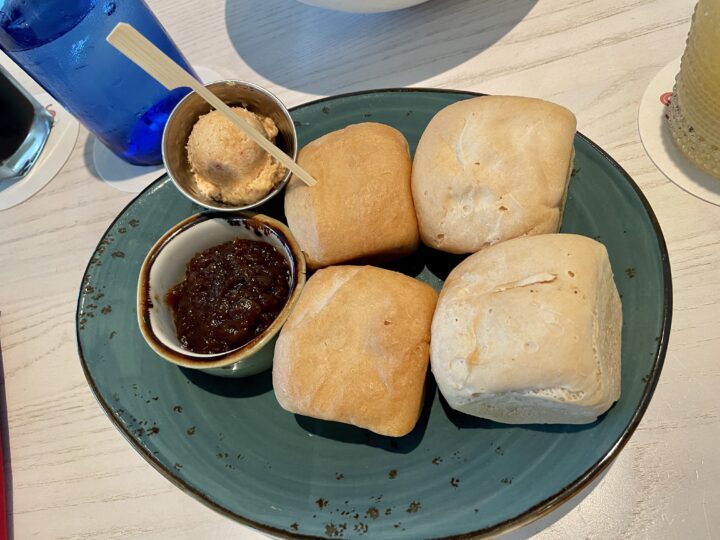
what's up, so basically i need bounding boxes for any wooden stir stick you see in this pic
[107,23,317,187]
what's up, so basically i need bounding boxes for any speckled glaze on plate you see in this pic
[76,89,672,539]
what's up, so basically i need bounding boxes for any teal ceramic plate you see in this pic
[76,89,672,539]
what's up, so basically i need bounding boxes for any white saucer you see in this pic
[0,93,80,211]
[91,141,164,193]
[638,57,720,206]
[297,0,429,13]
[93,65,226,194]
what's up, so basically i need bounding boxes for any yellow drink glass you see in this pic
[666,0,720,178]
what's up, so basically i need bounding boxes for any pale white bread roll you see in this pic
[284,123,419,269]
[273,265,438,437]
[412,96,577,254]
[431,234,622,424]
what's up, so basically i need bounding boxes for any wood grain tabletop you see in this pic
[1,0,718,538]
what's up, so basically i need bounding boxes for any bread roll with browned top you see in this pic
[284,123,419,269]
[273,265,438,437]
[431,234,622,424]
[412,96,577,254]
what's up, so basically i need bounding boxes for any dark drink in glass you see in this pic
[0,65,52,182]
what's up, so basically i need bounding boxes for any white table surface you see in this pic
[1,0,719,538]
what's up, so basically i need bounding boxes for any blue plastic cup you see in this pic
[0,0,198,166]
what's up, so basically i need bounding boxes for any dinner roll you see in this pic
[431,234,622,424]
[284,123,419,269]
[412,96,577,254]
[273,265,438,437]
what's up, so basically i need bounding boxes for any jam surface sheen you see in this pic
[166,238,291,354]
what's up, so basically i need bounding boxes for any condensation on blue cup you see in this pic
[0,0,199,166]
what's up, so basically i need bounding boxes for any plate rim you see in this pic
[75,87,673,540]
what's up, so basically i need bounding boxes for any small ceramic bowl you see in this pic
[137,212,306,378]
[162,80,297,212]
[297,0,430,12]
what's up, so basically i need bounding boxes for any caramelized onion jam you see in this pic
[166,238,291,354]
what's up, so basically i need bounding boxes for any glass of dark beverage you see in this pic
[0,65,53,183]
